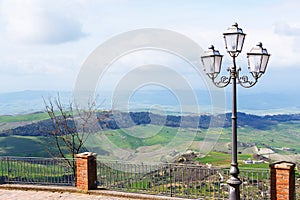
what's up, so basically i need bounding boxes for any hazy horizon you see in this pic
[0,89,299,116]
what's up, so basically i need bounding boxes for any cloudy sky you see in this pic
[0,0,299,94]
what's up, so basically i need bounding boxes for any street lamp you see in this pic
[201,23,270,200]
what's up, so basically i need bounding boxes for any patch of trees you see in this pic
[1,112,300,137]
[0,119,56,136]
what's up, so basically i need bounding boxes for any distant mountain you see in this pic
[2,111,300,137]
[0,90,299,115]
[236,92,300,114]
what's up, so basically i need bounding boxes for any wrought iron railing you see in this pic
[97,160,271,199]
[0,157,298,199]
[0,157,75,186]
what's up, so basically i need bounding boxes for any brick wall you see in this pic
[76,152,97,191]
[270,161,296,200]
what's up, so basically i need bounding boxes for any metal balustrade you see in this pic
[97,160,272,199]
[0,157,299,199]
[0,157,75,186]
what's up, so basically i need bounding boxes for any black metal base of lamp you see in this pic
[227,175,242,200]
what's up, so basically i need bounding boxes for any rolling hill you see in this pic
[0,111,299,164]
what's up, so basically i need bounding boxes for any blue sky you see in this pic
[0,0,299,94]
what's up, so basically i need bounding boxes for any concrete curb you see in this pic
[0,184,190,200]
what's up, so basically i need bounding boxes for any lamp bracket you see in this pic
[207,73,231,88]
[206,67,264,88]
[236,68,263,88]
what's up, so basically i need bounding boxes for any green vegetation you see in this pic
[196,151,270,169]
[196,151,232,166]
[1,112,300,169]
[240,163,270,169]
[0,135,62,157]
[0,112,49,123]
[0,160,71,178]
[0,135,46,157]
[1,121,300,163]
[196,152,251,166]
[100,125,188,150]
[213,122,300,154]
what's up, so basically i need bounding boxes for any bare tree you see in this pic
[43,95,104,180]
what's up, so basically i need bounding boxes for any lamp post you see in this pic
[201,23,270,200]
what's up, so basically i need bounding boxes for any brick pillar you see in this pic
[76,152,97,191]
[270,161,296,200]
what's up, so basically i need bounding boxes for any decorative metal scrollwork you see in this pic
[206,62,263,89]
[207,73,231,88]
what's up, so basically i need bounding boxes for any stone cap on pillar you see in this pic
[76,152,97,159]
[269,161,296,170]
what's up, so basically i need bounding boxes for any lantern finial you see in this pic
[257,42,262,47]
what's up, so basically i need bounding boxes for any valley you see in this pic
[0,111,299,167]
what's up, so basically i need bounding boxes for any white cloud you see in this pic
[0,54,77,76]
[0,0,299,94]
[274,22,300,37]
[0,0,87,44]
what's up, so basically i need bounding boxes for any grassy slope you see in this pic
[1,113,300,163]
[103,125,182,149]
[0,112,49,122]
[196,151,270,169]
[0,135,72,158]
[0,135,50,157]
[243,123,300,152]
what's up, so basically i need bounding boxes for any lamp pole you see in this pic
[228,54,241,200]
[201,23,270,200]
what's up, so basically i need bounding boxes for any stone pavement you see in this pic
[0,189,130,200]
[0,184,187,200]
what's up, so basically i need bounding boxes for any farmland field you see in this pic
[0,112,299,166]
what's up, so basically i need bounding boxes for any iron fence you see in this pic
[97,160,271,199]
[0,157,75,186]
[0,157,298,199]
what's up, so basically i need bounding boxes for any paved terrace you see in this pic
[0,184,188,200]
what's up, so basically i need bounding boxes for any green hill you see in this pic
[0,112,299,165]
